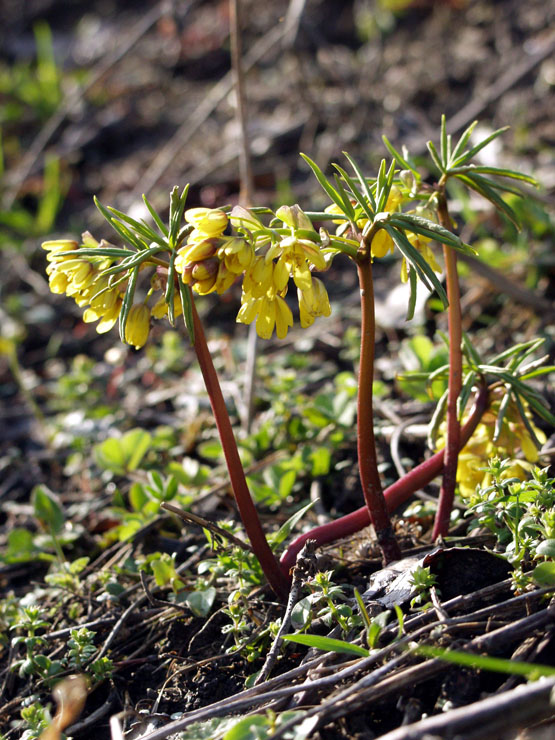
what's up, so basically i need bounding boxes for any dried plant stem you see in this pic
[189,294,289,601]
[432,189,462,539]
[357,258,401,564]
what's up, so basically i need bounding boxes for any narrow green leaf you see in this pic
[332,173,356,220]
[455,174,519,226]
[282,633,369,657]
[448,165,537,186]
[343,151,377,209]
[178,275,195,342]
[99,244,165,277]
[119,265,139,343]
[462,333,482,368]
[388,213,465,250]
[512,391,543,449]
[489,339,543,366]
[440,114,448,168]
[332,163,374,222]
[406,265,417,321]
[386,225,449,307]
[105,205,166,247]
[59,247,134,260]
[450,125,509,168]
[165,249,177,326]
[271,500,316,549]
[169,185,189,248]
[449,120,478,165]
[382,136,419,177]
[493,387,512,444]
[304,211,349,221]
[426,140,445,174]
[519,365,555,381]
[301,153,349,213]
[143,194,169,237]
[415,644,555,679]
[376,160,396,212]
[94,196,148,251]
[427,388,449,450]
[457,370,477,420]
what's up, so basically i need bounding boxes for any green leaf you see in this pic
[94,429,152,474]
[455,173,519,227]
[535,540,555,559]
[183,587,217,617]
[426,140,445,174]
[300,153,347,213]
[282,633,369,657]
[332,163,374,222]
[493,387,512,444]
[94,196,149,251]
[415,644,555,679]
[449,120,478,165]
[440,114,449,168]
[427,388,448,450]
[32,486,65,534]
[381,136,419,177]
[449,125,509,168]
[406,265,417,321]
[168,184,189,248]
[332,173,356,220]
[271,500,316,549]
[118,265,139,343]
[386,225,448,307]
[388,213,471,253]
[104,205,166,247]
[142,194,169,237]
[375,159,396,212]
[448,165,537,186]
[342,151,377,209]
[178,276,195,342]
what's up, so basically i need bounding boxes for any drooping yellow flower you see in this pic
[185,208,228,238]
[438,388,546,498]
[400,233,442,283]
[237,293,293,340]
[124,303,151,349]
[298,278,331,328]
[151,293,183,320]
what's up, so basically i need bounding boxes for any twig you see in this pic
[376,675,555,740]
[160,501,253,551]
[254,539,317,685]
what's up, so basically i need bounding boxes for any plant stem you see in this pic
[189,295,289,601]
[432,189,462,539]
[279,382,488,575]
[356,257,401,564]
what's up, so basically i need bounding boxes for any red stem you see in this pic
[432,193,463,539]
[190,295,289,601]
[279,382,488,576]
[356,258,401,563]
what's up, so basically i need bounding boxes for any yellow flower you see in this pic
[185,208,228,238]
[298,278,331,328]
[237,293,293,339]
[437,389,546,497]
[371,229,394,259]
[400,233,442,283]
[124,304,150,349]
[151,293,183,320]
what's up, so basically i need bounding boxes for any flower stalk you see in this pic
[356,252,401,563]
[280,381,489,574]
[189,289,289,601]
[432,186,462,538]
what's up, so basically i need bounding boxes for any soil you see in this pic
[0,1,554,739]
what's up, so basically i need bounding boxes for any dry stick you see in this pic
[254,540,317,686]
[123,23,287,207]
[432,189,462,539]
[377,676,555,740]
[160,501,253,551]
[189,293,290,601]
[230,0,258,433]
[279,381,489,574]
[356,255,401,564]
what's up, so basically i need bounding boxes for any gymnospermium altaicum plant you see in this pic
[42,118,553,599]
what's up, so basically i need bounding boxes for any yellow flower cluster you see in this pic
[42,233,123,334]
[440,389,546,498]
[42,203,333,348]
[235,205,331,339]
[175,208,253,296]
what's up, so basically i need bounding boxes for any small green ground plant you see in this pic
[40,118,553,600]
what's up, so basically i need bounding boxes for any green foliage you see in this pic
[94,428,153,474]
[468,460,555,588]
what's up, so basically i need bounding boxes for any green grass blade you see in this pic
[282,633,369,657]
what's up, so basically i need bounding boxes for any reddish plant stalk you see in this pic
[432,191,463,539]
[280,382,488,575]
[356,257,401,564]
[189,294,289,601]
